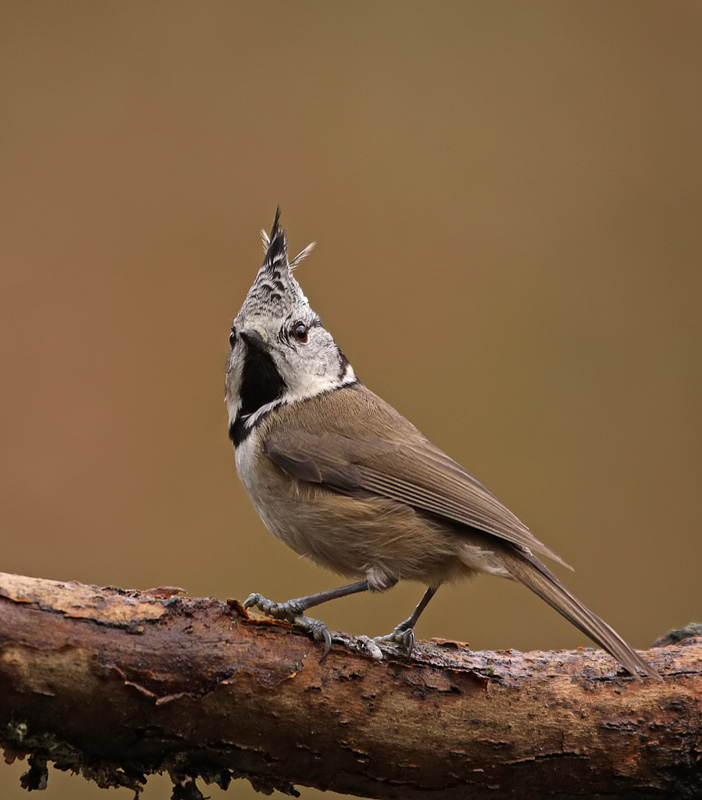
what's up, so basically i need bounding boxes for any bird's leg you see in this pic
[244,579,370,657]
[375,585,439,656]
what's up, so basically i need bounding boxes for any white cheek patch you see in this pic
[288,369,353,401]
[341,362,356,385]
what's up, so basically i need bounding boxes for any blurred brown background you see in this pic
[1,2,701,798]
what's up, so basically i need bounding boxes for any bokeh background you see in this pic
[2,2,701,798]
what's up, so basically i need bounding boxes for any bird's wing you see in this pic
[263,410,570,569]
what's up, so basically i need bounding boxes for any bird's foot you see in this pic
[243,592,333,657]
[374,620,416,657]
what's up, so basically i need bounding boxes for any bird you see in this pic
[225,209,659,680]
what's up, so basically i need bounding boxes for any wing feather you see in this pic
[263,403,570,569]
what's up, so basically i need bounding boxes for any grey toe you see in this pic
[375,625,416,657]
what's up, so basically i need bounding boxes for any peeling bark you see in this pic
[0,572,700,799]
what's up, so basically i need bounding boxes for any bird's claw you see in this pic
[243,593,332,657]
[243,592,304,619]
[298,615,333,658]
[375,623,416,657]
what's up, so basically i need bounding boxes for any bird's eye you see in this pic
[293,322,308,343]
[229,328,237,347]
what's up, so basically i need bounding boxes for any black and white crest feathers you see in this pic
[260,208,316,271]
[241,209,309,319]
[261,207,287,270]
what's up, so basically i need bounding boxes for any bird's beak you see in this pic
[239,327,268,351]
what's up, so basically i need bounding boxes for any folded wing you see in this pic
[264,421,570,569]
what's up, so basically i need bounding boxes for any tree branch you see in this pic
[0,572,699,799]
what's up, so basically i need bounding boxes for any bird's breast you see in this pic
[235,428,306,549]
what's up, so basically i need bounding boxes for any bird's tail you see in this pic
[500,547,660,680]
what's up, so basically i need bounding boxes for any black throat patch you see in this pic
[229,348,286,446]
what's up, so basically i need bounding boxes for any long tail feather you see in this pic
[500,548,660,680]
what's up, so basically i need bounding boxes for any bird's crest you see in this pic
[238,209,313,320]
[260,208,315,272]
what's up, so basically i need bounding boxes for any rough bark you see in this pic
[0,572,700,799]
